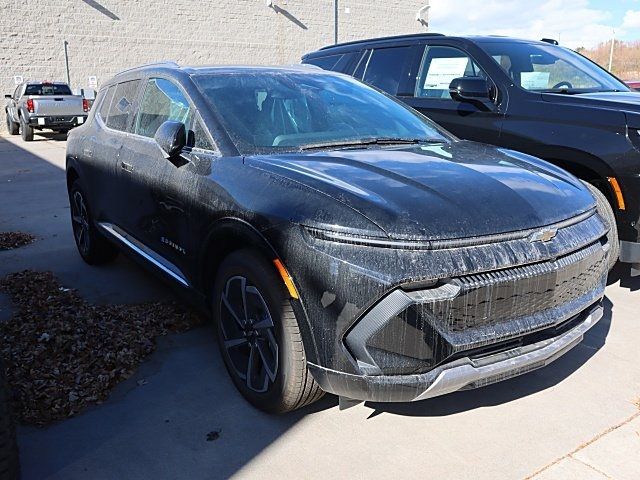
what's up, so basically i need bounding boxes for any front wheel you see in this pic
[212,249,323,413]
[583,181,619,271]
[68,180,118,265]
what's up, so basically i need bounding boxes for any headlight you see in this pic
[304,226,431,250]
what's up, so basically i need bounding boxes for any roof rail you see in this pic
[318,33,445,51]
[115,60,180,75]
[540,38,559,45]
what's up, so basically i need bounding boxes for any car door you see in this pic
[402,44,504,144]
[117,77,212,284]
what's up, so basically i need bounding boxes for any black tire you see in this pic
[19,117,33,142]
[68,179,118,265]
[5,112,19,135]
[583,181,620,271]
[0,364,19,480]
[212,249,323,413]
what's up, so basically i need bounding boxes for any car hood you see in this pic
[542,91,640,110]
[246,141,595,241]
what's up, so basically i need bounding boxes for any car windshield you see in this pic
[193,71,450,154]
[479,41,629,94]
[24,84,73,96]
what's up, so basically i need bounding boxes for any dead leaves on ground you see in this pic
[0,270,202,426]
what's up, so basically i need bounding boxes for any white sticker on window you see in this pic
[423,57,469,90]
[520,71,550,90]
[77,116,84,124]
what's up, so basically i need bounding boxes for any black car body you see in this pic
[66,63,608,410]
[303,34,640,276]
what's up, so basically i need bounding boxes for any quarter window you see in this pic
[305,54,343,71]
[135,78,191,138]
[361,46,412,95]
[106,80,141,132]
[192,118,216,152]
[415,46,486,99]
[98,86,115,122]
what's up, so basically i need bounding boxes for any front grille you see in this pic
[424,240,607,333]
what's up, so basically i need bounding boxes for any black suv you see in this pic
[66,63,608,411]
[303,33,640,275]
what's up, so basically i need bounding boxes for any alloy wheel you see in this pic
[71,190,90,255]
[219,276,279,393]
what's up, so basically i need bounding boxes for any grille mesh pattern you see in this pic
[424,242,607,332]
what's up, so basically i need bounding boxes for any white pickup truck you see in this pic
[4,81,89,141]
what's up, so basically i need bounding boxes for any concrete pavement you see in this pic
[0,132,639,479]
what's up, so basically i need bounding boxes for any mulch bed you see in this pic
[0,232,36,250]
[0,270,203,426]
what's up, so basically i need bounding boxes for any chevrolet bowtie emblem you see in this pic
[530,228,558,243]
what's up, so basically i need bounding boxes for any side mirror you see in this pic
[154,121,186,159]
[4,94,12,99]
[449,77,491,103]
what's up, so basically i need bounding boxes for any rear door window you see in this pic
[415,46,486,99]
[361,46,412,95]
[134,78,191,138]
[106,80,141,132]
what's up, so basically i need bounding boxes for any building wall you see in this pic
[0,0,427,97]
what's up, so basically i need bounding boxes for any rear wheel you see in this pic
[583,181,619,271]
[212,250,323,413]
[19,117,33,142]
[0,364,19,480]
[68,179,118,265]
[5,112,18,135]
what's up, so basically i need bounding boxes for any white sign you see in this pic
[520,72,550,90]
[13,75,23,85]
[423,57,469,90]
[87,76,98,89]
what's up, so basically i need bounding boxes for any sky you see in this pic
[428,0,640,48]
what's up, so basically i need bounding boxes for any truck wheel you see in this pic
[68,179,118,265]
[583,181,620,271]
[212,249,323,413]
[5,113,19,135]
[19,118,33,142]
[0,364,19,480]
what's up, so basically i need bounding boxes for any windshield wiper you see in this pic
[300,137,442,151]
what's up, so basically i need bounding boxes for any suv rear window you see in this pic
[24,84,72,96]
[305,55,343,71]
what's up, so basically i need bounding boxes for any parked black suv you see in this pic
[66,63,608,411]
[303,33,640,275]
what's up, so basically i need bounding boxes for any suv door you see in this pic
[118,77,217,285]
[402,44,504,144]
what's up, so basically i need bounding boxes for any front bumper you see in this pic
[309,304,603,403]
[27,115,86,129]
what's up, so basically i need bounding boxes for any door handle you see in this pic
[121,161,134,173]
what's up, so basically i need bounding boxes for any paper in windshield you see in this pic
[423,57,469,90]
[520,72,550,90]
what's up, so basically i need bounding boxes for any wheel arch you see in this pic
[198,217,320,364]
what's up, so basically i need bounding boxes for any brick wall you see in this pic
[1,0,427,117]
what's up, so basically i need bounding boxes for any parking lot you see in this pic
[1,132,639,479]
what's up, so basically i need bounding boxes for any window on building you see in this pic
[135,78,191,138]
[415,46,486,99]
[362,46,412,95]
[106,80,141,132]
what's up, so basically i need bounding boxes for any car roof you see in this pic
[103,62,330,87]
[303,33,557,58]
